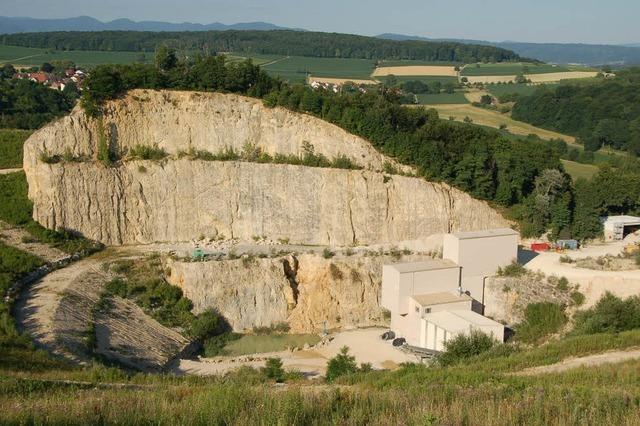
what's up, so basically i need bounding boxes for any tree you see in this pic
[437,331,496,366]
[480,94,493,105]
[1,64,15,79]
[326,346,358,382]
[263,357,285,382]
[385,74,398,87]
[155,45,178,71]
[40,62,54,73]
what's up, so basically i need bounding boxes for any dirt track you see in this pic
[514,348,640,376]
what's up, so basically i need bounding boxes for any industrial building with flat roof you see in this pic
[602,215,640,241]
[381,228,517,351]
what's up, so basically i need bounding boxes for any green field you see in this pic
[0,129,31,169]
[486,83,552,98]
[222,334,321,356]
[261,56,377,83]
[415,92,468,104]
[561,159,600,180]
[0,44,152,67]
[225,53,286,66]
[462,62,571,76]
[392,75,459,84]
[378,59,462,67]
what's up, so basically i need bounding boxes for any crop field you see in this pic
[461,62,570,76]
[373,65,458,77]
[421,103,576,142]
[393,75,459,84]
[527,71,599,83]
[261,56,376,83]
[415,92,468,105]
[307,76,378,85]
[225,53,286,66]
[487,83,552,98]
[561,159,599,181]
[0,44,153,67]
[378,60,462,67]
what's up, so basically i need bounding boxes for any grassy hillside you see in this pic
[462,62,570,76]
[0,44,152,67]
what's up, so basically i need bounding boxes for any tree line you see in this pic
[511,69,640,155]
[1,30,520,63]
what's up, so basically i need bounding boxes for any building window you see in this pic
[425,308,431,314]
[415,306,419,313]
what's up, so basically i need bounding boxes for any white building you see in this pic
[381,228,518,351]
[602,215,640,241]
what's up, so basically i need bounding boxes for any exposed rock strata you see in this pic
[166,253,433,333]
[26,160,509,246]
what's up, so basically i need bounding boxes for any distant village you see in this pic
[12,66,87,91]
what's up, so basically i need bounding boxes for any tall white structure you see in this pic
[381,228,518,351]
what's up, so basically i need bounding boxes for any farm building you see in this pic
[602,215,640,241]
[381,228,517,351]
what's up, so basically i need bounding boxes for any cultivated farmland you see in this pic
[372,65,458,77]
[461,62,571,76]
[421,103,576,143]
[0,45,152,66]
[261,56,376,83]
[307,76,378,85]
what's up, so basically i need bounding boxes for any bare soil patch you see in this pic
[372,65,458,77]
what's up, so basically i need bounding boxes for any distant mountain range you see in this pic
[0,15,297,34]
[378,33,640,66]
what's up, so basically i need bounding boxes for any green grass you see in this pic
[462,62,570,76]
[225,53,286,66]
[486,83,555,98]
[415,92,468,104]
[0,129,31,169]
[561,159,600,180]
[0,44,152,67]
[392,75,459,84]
[261,56,377,83]
[221,334,321,356]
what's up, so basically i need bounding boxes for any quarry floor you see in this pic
[522,233,640,307]
[173,328,417,378]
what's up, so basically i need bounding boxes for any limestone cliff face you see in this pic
[23,89,509,246]
[23,90,404,172]
[26,160,508,246]
[166,253,432,332]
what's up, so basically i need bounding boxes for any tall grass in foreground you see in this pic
[1,369,639,425]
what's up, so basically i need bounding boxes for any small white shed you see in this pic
[420,310,505,351]
[602,215,640,241]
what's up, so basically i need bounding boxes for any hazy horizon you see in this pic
[1,0,639,45]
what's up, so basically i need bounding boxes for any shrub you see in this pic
[497,261,526,277]
[322,248,335,259]
[559,255,574,264]
[202,332,241,357]
[437,331,496,366]
[128,144,167,161]
[557,277,569,291]
[326,346,358,382]
[573,292,640,335]
[189,309,221,340]
[96,119,114,166]
[516,302,567,343]
[263,357,285,382]
[570,290,586,306]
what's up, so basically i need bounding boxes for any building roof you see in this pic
[411,292,471,307]
[603,215,640,225]
[451,228,518,240]
[386,259,459,274]
[423,310,503,333]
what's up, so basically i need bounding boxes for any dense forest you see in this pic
[0,75,76,129]
[511,69,640,155]
[0,30,520,63]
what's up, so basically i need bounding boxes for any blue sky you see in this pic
[1,0,638,44]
